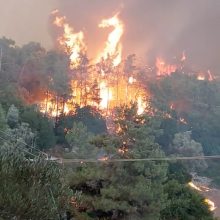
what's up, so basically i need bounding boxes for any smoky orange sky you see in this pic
[0,0,220,73]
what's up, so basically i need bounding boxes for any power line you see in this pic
[1,130,220,164]
[0,130,48,157]
[62,155,220,164]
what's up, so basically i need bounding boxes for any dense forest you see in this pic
[0,37,220,219]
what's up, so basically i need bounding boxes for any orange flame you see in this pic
[156,58,177,76]
[97,13,124,67]
[39,11,148,117]
[52,10,86,69]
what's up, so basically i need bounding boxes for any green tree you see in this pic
[44,51,72,117]
[21,106,56,150]
[67,105,168,220]
[171,131,207,172]
[66,122,98,159]
[0,146,71,220]
[56,106,107,144]
[6,104,19,128]
[4,122,35,150]
[160,180,214,220]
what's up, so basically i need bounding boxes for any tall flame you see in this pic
[97,14,124,67]
[52,10,86,69]
[39,11,148,117]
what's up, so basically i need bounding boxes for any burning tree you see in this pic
[38,11,149,118]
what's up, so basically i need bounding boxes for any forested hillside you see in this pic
[0,36,219,219]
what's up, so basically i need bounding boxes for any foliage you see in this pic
[4,122,36,149]
[56,106,107,144]
[166,161,192,184]
[149,73,220,155]
[0,104,6,132]
[170,131,208,172]
[6,104,19,128]
[45,51,72,99]
[21,106,56,150]
[160,180,214,220]
[0,104,7,145]
[66,122,98,158]
[66,105,168,220]
[0,146,71,220]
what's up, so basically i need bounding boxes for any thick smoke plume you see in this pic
[1,0,220,73]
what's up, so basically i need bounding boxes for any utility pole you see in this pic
[0,47,2,72]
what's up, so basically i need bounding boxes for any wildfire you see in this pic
[197,73,206,81]
[52,10,86,69]
[39,11,148,117]
[99,82,113,109]
[204,199,217,212]
[39,94,70,117]
[197,70,214,81]
[97,13,124,67]
[156,58,177,76]
[188,182,202,192]
[188,182,216,212]
[137,96,146,115]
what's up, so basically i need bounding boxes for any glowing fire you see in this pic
[204,199,217,211]
[137,96,146,115]
[188,182,216,212]
[39,94,70,117]
[188,182,203,192]
[39,11,148,117]
[97,13,124,67]
[52,10,86,69]
[156,58,177,76]
[99,82,113,109]
[197,70,214,81]
[197,73,206,81]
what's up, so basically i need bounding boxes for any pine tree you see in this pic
[66,105,168,220]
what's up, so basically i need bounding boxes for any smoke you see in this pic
[1,0,220,73]
[0,0,59,48]
[56,0,220,73]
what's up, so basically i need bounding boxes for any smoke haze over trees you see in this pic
[1,0,220,73]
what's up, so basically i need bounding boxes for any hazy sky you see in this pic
[0,0,220,73]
